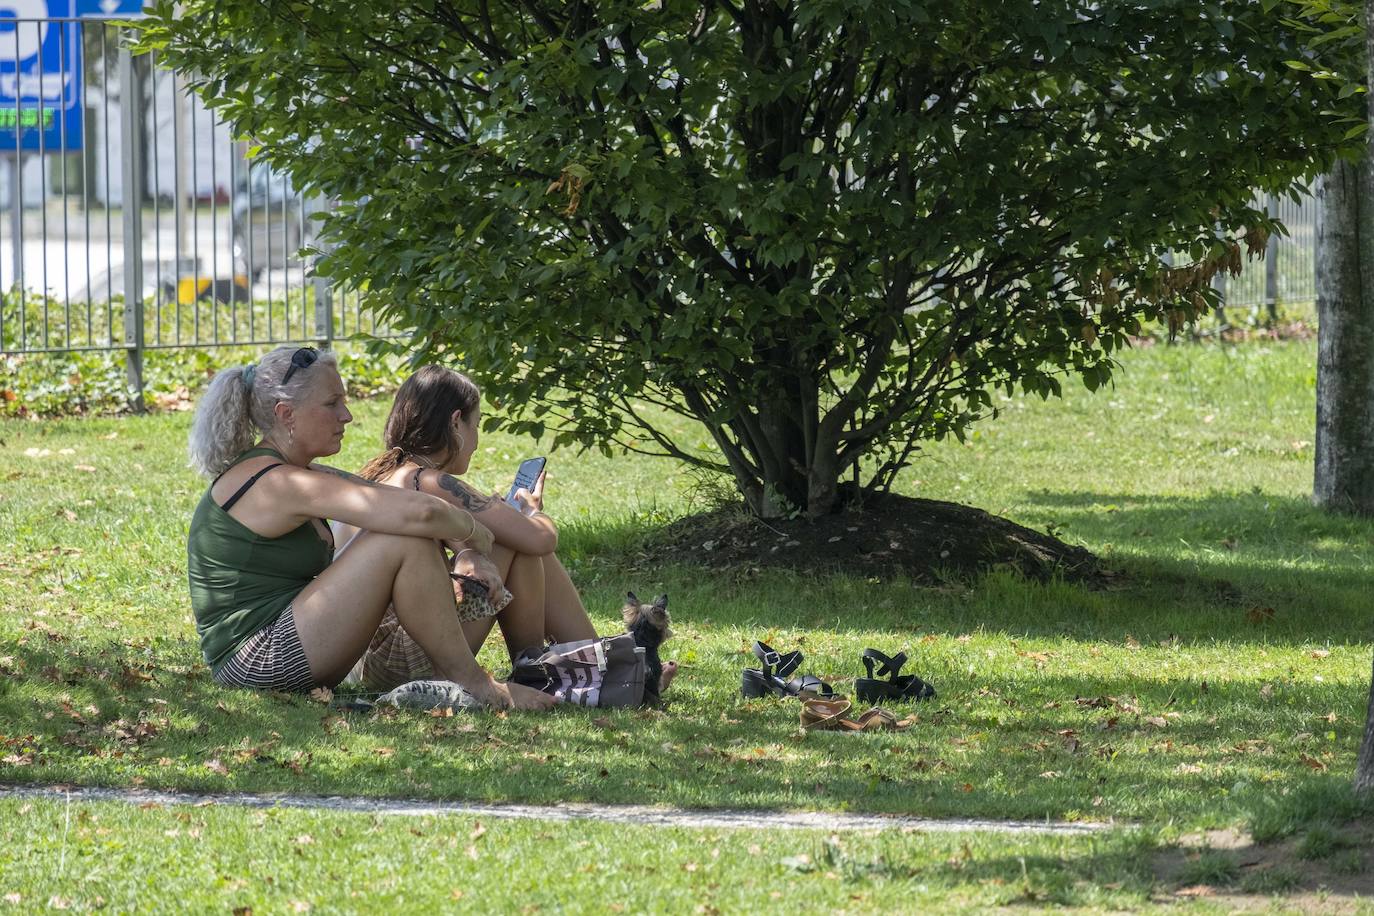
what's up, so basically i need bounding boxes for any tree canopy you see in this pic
[144,0,1361,516]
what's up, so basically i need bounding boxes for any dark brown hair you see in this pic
[357,366,480,481]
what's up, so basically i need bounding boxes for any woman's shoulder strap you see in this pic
[219,463,285,512]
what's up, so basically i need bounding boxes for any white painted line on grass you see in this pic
[0,784,1116,835]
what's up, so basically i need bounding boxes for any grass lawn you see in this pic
[3,337,1374,908]
[0,797,1168,913]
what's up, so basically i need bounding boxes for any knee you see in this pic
[358,531,444,561]
[512,551,546,576]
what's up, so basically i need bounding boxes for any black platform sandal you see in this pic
[740,641,836,699]
[853,649,936,704]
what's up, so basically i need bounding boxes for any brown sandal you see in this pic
[800,698,852,730]
[801,699,915,731]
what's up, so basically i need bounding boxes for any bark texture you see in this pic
[1314,155,1374,514]
[1349,0,1374,797]
[1358,651,1374,794]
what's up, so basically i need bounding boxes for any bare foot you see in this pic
[660,660,678,694]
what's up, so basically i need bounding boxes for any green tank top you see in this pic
[187,448,333,672]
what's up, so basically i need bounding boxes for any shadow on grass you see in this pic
[0,635,1367,826]
[779,831,1159,908]
[1022,489,1374,566]
[561,489,1374,646]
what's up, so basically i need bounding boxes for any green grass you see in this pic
[1176,850,1239,887]
[0,796,1162,912]
[1,337,1372,905]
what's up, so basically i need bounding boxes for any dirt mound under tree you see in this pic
[638,492,1106,584]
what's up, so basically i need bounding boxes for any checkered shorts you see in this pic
[212,605,318,693]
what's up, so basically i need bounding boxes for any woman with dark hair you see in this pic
[336,366,676,691]
[185,346,555,711]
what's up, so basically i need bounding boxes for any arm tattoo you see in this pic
[439,474,493,512]
[312,464,380,488]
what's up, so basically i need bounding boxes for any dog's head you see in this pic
[622,591,671,640]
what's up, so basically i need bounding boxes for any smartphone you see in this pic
[505,456,546,507]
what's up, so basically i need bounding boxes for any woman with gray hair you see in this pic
[186,345,554,711]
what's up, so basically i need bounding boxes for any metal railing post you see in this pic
[312,270,334,348]
[119,45,145,411]
[1211,270,1227,329]
[1264,194,1279,325]
[309,194,333,348]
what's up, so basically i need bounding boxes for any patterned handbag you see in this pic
[509,633,647,708]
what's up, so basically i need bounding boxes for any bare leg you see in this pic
[462,544,547,659]
[494,551,547,658]
[292,532,490,691]
[541,553,595,642]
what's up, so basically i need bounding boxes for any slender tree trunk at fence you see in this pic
[1313,153,1374,515]
[1347,0,1374,797]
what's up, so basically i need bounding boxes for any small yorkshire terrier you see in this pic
[623,592,672,706]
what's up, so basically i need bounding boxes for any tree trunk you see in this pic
[1314,154,1374,514]
[1345,0,1374,797]
[1358,650,1374,794]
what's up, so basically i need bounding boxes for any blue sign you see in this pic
[0,1,83,153]
[73,0,144,16]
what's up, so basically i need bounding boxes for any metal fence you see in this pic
[1212,190,1319,322]
[0,18,384,408]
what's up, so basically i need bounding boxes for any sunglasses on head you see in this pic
[281,347,319,386]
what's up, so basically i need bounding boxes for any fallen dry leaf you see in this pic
[1176,885,1214,898]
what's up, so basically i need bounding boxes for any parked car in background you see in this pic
[230,161,312,281]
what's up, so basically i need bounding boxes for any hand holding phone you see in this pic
[506,457,547,511]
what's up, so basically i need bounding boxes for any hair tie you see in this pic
[241,364,257,391]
